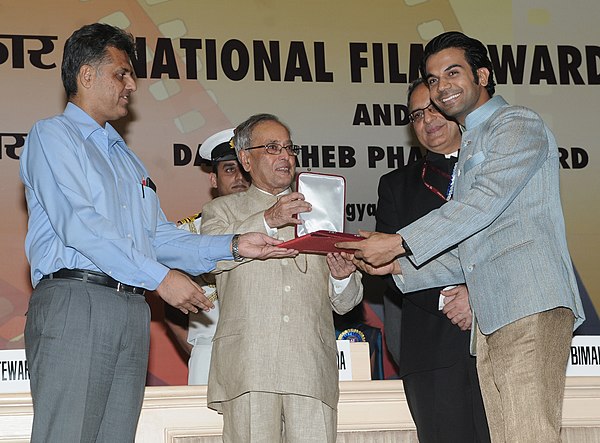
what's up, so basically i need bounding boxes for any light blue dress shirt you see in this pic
[20,103,233,289]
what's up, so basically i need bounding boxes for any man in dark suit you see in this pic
[376,78,489,442]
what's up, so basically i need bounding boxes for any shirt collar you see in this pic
[427,151,459,162]
[426,149,459,161]
[464,95,508,131]
[254,185,291,197]
[64,102,125,148]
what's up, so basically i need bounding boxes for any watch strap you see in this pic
[231,234,243,261]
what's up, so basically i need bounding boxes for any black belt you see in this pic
[41,268,146,295]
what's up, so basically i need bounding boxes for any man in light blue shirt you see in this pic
[20,23,294,443]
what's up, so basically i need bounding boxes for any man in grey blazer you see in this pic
[201,113,363,442]
[338,32,585,443]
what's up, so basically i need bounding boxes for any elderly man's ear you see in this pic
[239,150,251,172]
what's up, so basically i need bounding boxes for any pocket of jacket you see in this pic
[317,320,337,351]
[212,317,245,341]
[488,239,534,262]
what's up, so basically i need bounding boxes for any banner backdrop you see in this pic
[1,0,598,384]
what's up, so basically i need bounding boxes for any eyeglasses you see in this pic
[245,143,301,156]
[408,102,439,123]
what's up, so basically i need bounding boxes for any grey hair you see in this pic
[233,113,290,154]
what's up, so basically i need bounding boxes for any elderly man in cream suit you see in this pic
[201,113,363,443]
[338,32,585,443]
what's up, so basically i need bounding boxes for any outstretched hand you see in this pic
[238,232,299,260]
[326,252,356,279]
[339,252,402,276]
[336,230,405,267]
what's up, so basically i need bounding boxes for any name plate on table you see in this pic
[0,349,30,393]
[567,335,600,376]
[337,340,371,381]
[2,343,373,391]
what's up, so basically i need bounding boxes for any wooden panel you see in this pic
[1,377,600,442]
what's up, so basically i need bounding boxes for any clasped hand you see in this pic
[441,285,473,331]
[337,230,405,275]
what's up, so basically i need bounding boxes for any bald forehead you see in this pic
[251,120,289,141]
[408,83,430,111]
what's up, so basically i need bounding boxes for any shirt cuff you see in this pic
[330,274,351,293]
[392,272,405,286]
[138,258,170,290]
[263,216,277,236]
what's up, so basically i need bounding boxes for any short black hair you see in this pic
[61,23,136,98]
[420,31,495,97]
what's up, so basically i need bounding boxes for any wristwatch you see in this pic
[231,234,243,262]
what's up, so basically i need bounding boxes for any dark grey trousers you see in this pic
[25,278,150,443]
